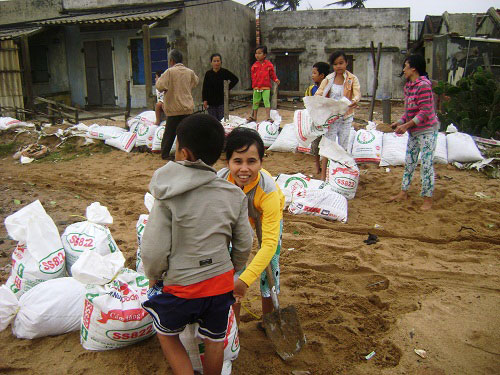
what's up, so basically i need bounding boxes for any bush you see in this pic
[433,68,499,139]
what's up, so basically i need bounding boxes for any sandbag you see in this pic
[325,161,359,200]
[61,202,119,275]
[268,123,298,153]
[222,115,247,136]
[352,129,383,163]
[434,132,448,164]
[0,278,85,339]
[258,121,280,148]
[303,95,351,126]
[3,200,66,298]
[179,306,239,375]
[0,117,31,131]
[72,251,154,351]
[318,136,356,168]
[294,109,325,153]
[152,124,164,153]
[288,188,348,223]
[239,122,257,131]
[135,123,158,148]
[347,127,356,155]
[87,125,126,140]
[379,132,408,166]
[105,132,137,152]
[127,111,156,134]
[135,193,155,275]
[275,173,325,207]
[446,132,482,163]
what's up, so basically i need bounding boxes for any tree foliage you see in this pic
[325,0,366,8]
[433,68,499,139]
[247,0,300,12]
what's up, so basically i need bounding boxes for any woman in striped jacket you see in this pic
[390,54,439,211]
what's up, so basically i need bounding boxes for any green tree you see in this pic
[247,0,300,12]
[325,0,366,8]
[433,68,500,139]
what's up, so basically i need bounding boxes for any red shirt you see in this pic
[163,269,234,299]
[251,60,278,89]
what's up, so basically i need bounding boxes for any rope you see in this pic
[241,297,261,320]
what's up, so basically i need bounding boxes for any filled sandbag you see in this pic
[258,120,280,148]
[87,125,126,140]
[61,202,119,275]
[0,117,31,131]
[268,123,298,153]
[446,132,483,163]
[288,188,348,223]
[135,123,158,148]
[152,124,164,153]
[72,251,154,351]
[352,129,383,163]
[275,173,325,207]
[0,278,85,339]
[179,306,240,375]
[379,132,408,166]
[347,127,356,155]
[105,131,137,152]
[303,96,351,126]
[3,200,66,298]
[325,161,359,200]
[294,109,324,153]
[127,111,156,134]
[434,132,448,164]
[222,115,247,136]
[135,193,155,275]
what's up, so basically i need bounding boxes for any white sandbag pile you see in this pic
[104,131,137,152]
[379,132,408,166]
[288,188,348,223]
[152,123,164,153]
[221,115,247,136]
[127,111,156,133]
[0,278,85,339]
[268,123,298,153]
[0,117,32,131]
[180,306,240,375]
[275,173,325,207]
[352,127,383,164]
[446,132,483,163]
[136,123,158,148]
[434,133,448,164]
[72,251,154,351]
[3,200,66,298]
[257,110,282,147]
[135,193,155,275]
[87,124,126,140]
[61,202,119,275]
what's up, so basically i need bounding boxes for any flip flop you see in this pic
[266,118,274,123]
[246,116,256,123]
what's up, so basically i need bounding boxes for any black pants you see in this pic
[161,114,189,160]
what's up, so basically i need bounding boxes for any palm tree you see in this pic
[325,0,366,8]
[247,0,300,12]
[246,0,270,13]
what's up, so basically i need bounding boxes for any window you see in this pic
[29,45,49,83]
[131,38,168,85]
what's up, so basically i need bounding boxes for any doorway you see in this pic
[274,54,299,91]
[83,40,115,106]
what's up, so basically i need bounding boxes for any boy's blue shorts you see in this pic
[142,291,235,342]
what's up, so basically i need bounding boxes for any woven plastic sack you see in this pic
[379,132,409,166]
[325,160,359,200]
[447,132,482,163]
[352,129,383,163]
[135,193,155,275]
[258,120,280,148]
[105,132,137,152]
[275,173,325,207]
[288,188,348,223]
[268,123,298,153]
[294,109,324,153]
[127,111,156,134]
[87,125,126,140]
[303,95,351,126]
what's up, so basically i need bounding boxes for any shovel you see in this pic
[262,265,306,360]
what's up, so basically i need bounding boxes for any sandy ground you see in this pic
[0,104,499,375]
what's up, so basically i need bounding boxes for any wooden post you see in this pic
[382,98,391,124]
[271,81,278,110]
[482,53,492,73]
[142,25,155,109]
[48,103,55,125]
[368,42,382,122]
[125,80,131,125]
[20,35,34,112]
[223,80,229,121]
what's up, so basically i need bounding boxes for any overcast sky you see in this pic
[234,0,497,21]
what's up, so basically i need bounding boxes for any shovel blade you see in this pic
[263,305,306,360]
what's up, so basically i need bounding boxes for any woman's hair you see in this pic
[328,50,348,66]
[225,127,265,161]
[210,53,222,62]
[403,54,428,77]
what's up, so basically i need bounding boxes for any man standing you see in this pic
[156,49,199,160]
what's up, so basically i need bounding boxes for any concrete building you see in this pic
[259,8,410,99]
[0,0,255,111]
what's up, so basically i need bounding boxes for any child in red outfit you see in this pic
[247,46,280,123]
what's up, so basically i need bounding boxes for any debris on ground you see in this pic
[364,233,379,245]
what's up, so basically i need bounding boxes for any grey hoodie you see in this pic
[141,160,252,286]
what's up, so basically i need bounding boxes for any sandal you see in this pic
[266,118,274,123]
[246,116,256,123]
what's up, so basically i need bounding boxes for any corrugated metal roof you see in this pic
[38,8,179,25]
[0,26,44,41]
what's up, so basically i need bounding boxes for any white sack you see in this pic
[288,188,348,223]
[434,132,448,164]
[136,123,158,147]
[105,132,137,152]
[0,278,85,339]
[152,124,164,153]
[72,252,154,350]
[446,132,483,163]
[0,117,31,131]
[347,127,356,155]
[294,109,324,153]
[303,96,351,126]
[268,123,298,153]
[326,161,360,200]
[379,132,409,166]
[4,200,66,298]
[222,115,246,136]
[62,202,119,275]
[179,306,240,375]
[135,193,154,275]
[258,121,280,148]
[127,111,156,133]
[318,136,356,167]
[351,129,383,163]
[87,125,126,140]
[275,173,325,207]
[239,122,257,131]
[269,109,282,126]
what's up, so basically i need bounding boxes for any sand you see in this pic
[0,105,499,375]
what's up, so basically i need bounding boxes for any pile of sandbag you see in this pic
[61,202,119,275]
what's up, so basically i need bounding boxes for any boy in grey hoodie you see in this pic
[141,114,252,375]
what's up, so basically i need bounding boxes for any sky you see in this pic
[233,0,498,21]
